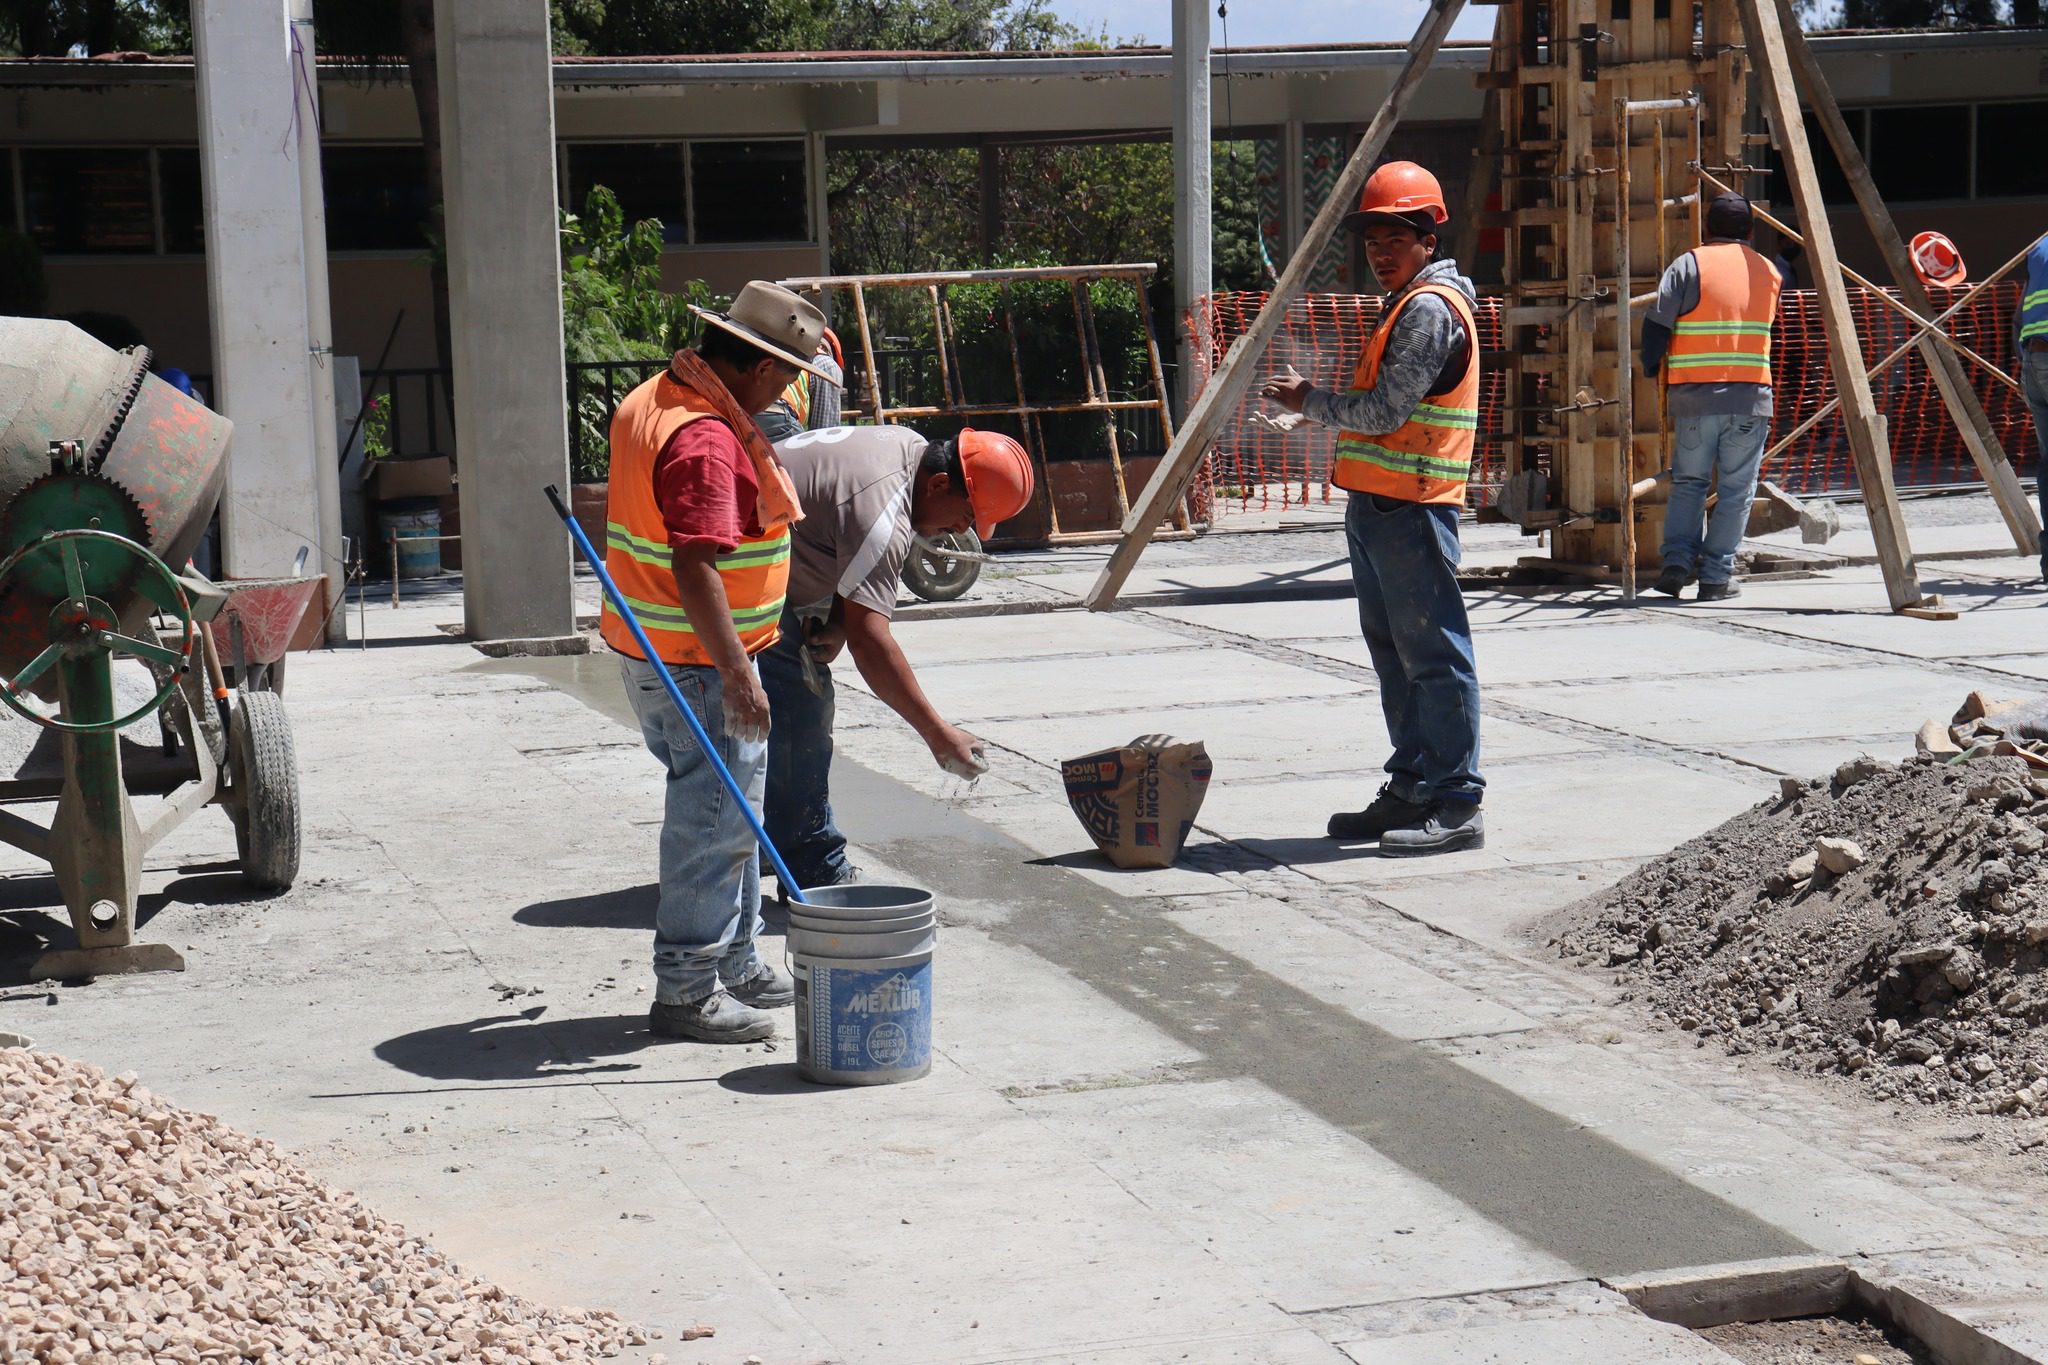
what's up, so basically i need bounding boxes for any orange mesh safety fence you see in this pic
[1188,284,2040,513]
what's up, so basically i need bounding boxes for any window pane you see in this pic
[690,141,809,245]
[322,146,430,251]
[1803,110,1861,207]
[566,143,686,244]
[1870,105,1971,203]
[22,149,155,254]
[159,148,205,254]
[1976,102,2048,198]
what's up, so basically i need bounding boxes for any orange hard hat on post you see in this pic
[1909,231,1967,289]
[956,428,1035,538]
[1342,161,1449,233]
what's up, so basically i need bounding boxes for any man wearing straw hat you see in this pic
[602,280,836,1044]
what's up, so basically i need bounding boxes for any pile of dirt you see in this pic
[0,1046,651,1362]
[1549,754,2048,1117]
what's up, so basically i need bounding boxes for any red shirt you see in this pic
[652,416,760,554]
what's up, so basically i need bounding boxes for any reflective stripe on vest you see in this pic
[777,372,812,427]
[1333,283,1481,507]
[597,374,791,666]
[2022,240,2048,342]
[1668,242,1779,386]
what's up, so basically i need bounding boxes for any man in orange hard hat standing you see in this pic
[1260,160,1487,857]
[1641,192,1783,601]
[760,424,1036,895]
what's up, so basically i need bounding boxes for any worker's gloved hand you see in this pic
[929,724,989,779]
[1251,410,1308,434]
[721,667,773,745]
[1258,364,1313,415]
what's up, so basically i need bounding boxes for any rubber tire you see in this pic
[903,530,983,603]
[229,689,301,891]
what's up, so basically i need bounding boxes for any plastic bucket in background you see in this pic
[789,883,936,1086]
[378,500,442,579]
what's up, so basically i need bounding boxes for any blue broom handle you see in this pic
[543,484,810,906]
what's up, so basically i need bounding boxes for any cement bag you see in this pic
[1061,735,1213,868]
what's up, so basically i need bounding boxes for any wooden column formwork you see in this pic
[1493,0,1750,575]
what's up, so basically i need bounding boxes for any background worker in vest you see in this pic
[754,327,844,442]
[1259,160,1487,857]
[602,280,835,1044]
[2016,232,2048,583]
[1641,193,1783,602]
[759,424,1035,895]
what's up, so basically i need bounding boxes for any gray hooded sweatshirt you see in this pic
[1302,258,1478,437]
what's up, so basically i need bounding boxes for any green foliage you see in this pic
[0,228,47,317]
[559,184,723,480]
[552,0,1082,57]
[360,392,392,459]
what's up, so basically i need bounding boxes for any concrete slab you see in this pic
[840,647,1366,721]
[1171,902,1539,1041]
[1336,1313,1746,1364]
[1020,1078,1579,1313]
[1709,735,1916,780]
[1142,596,1366,640]
[887,610,1202,664]
[1022,556,1353,601]
[1288,620,1837,686]
[957,794,1250,898]
[1721,601,2048,660]
[1506,663,1968,748]
[1444,1038,1994,1256]
[1354,859,1647,950]
[1971,655,2048,683]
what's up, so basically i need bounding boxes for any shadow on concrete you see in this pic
[0,868,257,983]
[1226,835,1395,866]
[717,1062,823,1097]
[374,1006,669,1082]
[515,883,656,930]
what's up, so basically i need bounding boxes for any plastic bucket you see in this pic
[788,908,933,937]
[379,502,442,579]
[788,884,935,1087]
[793,884,936,921]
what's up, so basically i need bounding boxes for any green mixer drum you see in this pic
[0,318,231,672]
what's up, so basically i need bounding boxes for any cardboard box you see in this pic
[1061,735,1213,868]
[369,455,453,501]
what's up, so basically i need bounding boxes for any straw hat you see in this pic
[689,281,836,382]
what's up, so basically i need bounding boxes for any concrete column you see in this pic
[1171,0,1212,414]
[1281,119,1307,261]
[192,0,337,584]
[287,0,346,641]
[433,0,576,645]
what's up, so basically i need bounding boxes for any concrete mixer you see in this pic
[0,318,308,980]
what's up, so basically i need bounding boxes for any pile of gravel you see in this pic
[0,1046,648,1362]
[1549,754,2048,1117]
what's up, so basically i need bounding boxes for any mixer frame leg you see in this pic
[46,646,147,955]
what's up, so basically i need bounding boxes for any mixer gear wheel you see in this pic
[0,472,153,604]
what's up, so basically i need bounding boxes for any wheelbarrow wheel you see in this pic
[903,530,983,603]
[229,689,301,891]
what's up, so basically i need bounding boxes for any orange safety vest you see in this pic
[1667,241,1780,386]
[599,371,794,666]
[1333,283,1481,506]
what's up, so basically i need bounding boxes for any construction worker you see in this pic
[1259,160,1486,856]
[602,280,835,1044]
[2018,232,2048,583]
[1641,192,1783,602]
[754,327,844,442]
[761,424,1035,894]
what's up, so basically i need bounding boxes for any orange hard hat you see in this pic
[956,428,1035,538]
[1343,161,1449,232]
[1909,231,1967,288]
[821,325,845,371]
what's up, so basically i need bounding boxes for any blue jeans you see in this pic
[1661,412,1769,586]
[2024,352,2048,577]
[1345,492,1484,804]
[621,656,769,1005]
[759,607,851,889]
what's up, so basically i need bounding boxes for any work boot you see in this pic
[650,991,776,1043]
[726,958,796,1009]
[1327,784,1429,841]
[1652,565,1692,598]
[1380,801,1486,857]
[1696,580,1741,602]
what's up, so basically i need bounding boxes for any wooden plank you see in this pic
[1083,0,1471,611]
[1772,0,2041,558]
[1736,0,1924,613]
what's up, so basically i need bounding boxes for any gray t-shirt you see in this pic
[1647,244,1781,419]
[773,424,927,618]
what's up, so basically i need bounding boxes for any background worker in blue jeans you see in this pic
[1260,160,1486,856]
[2016,232,2048,583]
[1641,193,1784,602]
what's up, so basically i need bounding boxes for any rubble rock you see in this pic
[1786,850,1820,883]
[1815,836,1865,875]
[1833,755,1887,790]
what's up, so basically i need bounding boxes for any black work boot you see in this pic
[1696,580,1741,602]
[1327,784,1429,841]
[1652,565,1692,598]
[1380,801,1486,857]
